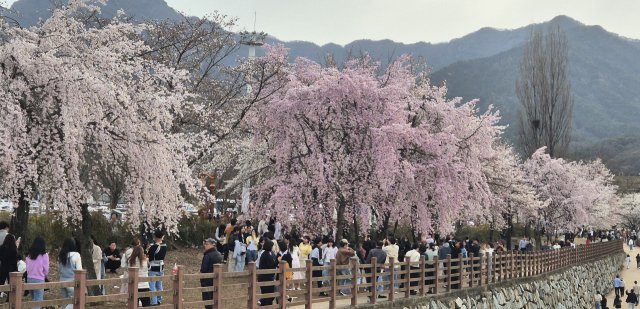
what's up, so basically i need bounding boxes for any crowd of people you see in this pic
[0,217,630,309]
[0,220,167,308]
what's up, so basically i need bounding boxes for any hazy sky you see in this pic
[6,0,640,45]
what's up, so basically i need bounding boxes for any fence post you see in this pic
[248,262,257,309]
[329,259,336,309]
[351,257,359,306]
[371,257,378,304]
[74,269,87,309]
[305,259,313,309]
[9,272,23,309]
[279,260,288,309]
[213,264,222,309]
[458,253,464,289]
[173,265,184,309]
[127,267,139,309]
[486,253,491,284]
[477,254,483,287]
[469,254,475,287]
[445,254,452,292]
[433,256,440,294]
[419,255,426,296]
[389,257,395,301]
[405,257,411,298]
[497,252,503,282]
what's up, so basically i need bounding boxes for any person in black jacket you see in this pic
[468,239,481,279]
[626,290,638,306]
[0,234,19,289]
[200,238,223,309]
[450,242,462,289]
[148,230,167,306]
[258,240,279,306]
[362,235,373,259]
[309,238,325,296]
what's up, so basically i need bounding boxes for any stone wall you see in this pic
[356,250,624,309]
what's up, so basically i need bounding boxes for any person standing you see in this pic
[215,224,227,263]
[246,230,259,264]
[630,238,635,251]
[290,241,303,290]
[309,237,325,296]
[615,276,624,297]
[382,237,400,290]
[628,254,632,269]
[129,246,151,307]
[90,237,103,294]
[519,237,528,252]
[595,291,602,309]
[365,240,388,300]
[225,219,238,271]
[148,231,167,306]
[274,218,281,241]
[200,238,222,309]
[626,289,638,309]
[633,281,640,306]
[103,241,121,274]
[258,216,269,236]
[58,238,82,309]
[321,239,336,286]
[0,221,9,246]
[405,243,421,295]
[258,241,279,306]
[0,234,19,292]
[335,239,355,296]
[25,237,49,309]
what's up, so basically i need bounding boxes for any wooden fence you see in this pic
[0,239,621,309]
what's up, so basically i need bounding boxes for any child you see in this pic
[627,254,631,269]
[614,295,622,308]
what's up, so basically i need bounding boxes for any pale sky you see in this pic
[6,0,640,45]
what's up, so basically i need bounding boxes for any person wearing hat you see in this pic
[336,239,355,296]
[200,238,222,309]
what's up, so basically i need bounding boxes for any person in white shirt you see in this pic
[274,219,281,240]
[258,216,269,236]
[552,243,561,249]
[382,237,399,290]
[404,244,421,295]
[321,239,336,286]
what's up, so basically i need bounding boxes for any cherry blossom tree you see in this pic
[236,48,504,239]
[0,1,200,286]
[522,148,619,246]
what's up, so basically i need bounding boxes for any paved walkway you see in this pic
[602,238,637,305]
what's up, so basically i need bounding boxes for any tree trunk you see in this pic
[489,224,494,243]
[353,216,360,248]
[534,226,543,251]
[11,191,30,255]
[76,203,102,296]
[335,199,346,243]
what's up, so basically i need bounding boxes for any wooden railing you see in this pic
[2,239,621,309]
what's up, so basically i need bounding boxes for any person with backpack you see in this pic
[148,231,167,306]
[58,238,82,309]
[25,237,49,309]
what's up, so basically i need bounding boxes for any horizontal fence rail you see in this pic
[2,239,621,309]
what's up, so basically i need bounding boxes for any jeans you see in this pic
[228,256,237,272]
[383,268,399,290]
[60,286,74,309]
[630,303,635,309]
[148,269,164,305]
[322,261,331,285]
[27,278,44,309]
[246,250,258,263]
[337,268,352,294]
[235,254,246,272]
[631,244,634,251]
[595,301,600,309]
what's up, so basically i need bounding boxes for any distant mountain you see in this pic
[430,23,640,172]
[8,0,585,71]
[8,0,182,27]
